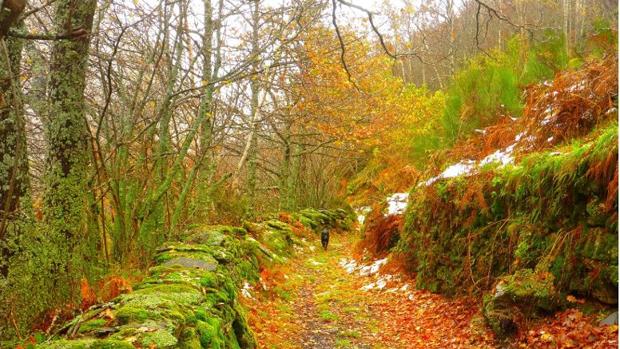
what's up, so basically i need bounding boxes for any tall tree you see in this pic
[0,0,27,277]
[44,0,97,267]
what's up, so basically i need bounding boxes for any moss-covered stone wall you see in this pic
[38,209,352,348]
[399,123,618,336]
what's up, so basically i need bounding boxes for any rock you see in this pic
[600,311,618,326]
[483,269,559,338]
[163,257,218,271]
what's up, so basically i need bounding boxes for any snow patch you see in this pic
[424,160,476,186]
[308,259,322,266]
[386,193,409,216]
[479,145,514,167]
[339,258,358,274]
[340,257,388,277]
[241,281,253,299]
[359,258,388,276]
[355,206,372,225]
[568,80,586,92]
[361,275,390,291]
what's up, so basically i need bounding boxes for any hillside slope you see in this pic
[360,58,618,340]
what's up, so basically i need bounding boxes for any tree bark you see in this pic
[44,0,97,253]
[0,1,26,277]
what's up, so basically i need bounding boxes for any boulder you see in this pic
[483,269,559,338]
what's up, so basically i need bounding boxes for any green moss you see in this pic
[197,318,224,348]
[483,269,559,337]
[179,328,202,349]
[37,209,349,348]
[139,329,178,348]
[115,306,150,324]
[40,339,135,349]
[401,121,618,304]
[501,269,556,302]
[78,319,107,333]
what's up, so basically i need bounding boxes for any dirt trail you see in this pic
[244,233,495,349]
[291,237,375,349]
[244,231,619,349]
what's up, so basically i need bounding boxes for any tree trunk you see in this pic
[44,0,97,258]
[245,0,261,216]
[0,2,27,277]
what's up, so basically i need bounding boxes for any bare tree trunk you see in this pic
[244,0,261,216]
[170,0,220,232]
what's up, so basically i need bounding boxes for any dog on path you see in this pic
[321,228,330,250]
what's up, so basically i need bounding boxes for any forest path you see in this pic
[243,233,495,349]
[244,234,383,348]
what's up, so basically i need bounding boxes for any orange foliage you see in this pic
[358,206,403,256]
[278,212,292,223]
[80,278,97,311]
[515,309,618,348]
[439,57,618,168]
[98,275,132,302]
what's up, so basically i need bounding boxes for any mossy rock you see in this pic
[40,339,135,349]
[483,269,559,338]
[139,328,178,348]
[37,209,350,348]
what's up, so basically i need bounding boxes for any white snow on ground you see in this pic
[340,257,417,300]
[355,206,372,225]
[339,258,358,274]
[360,275,390,291]
[541,113,554,125]
[514,132,526,141]
[422,130,534,187]
[357,215,365,225]
[359,258,388,276]
[386,193,409,216]
[568,80,586,92]
[339,257,388,276]
[241,281,253,299]
[308,258,322,266]
[424,160,476,186]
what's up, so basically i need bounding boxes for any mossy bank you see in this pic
[398,122,617,337]
[36,208,352,348]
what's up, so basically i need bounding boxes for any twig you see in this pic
[336,0,396,59]
[331,0,360,91]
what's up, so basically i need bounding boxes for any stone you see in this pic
[600,311,618,326]
[483,269,559,338]
[163,257,218,271]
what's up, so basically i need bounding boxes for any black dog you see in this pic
[321,228,330,250]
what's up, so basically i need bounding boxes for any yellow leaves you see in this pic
[540,331,555,343]
[566,294,585,304]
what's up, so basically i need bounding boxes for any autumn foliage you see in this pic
[358,206,403,256]
[436,57,618,170]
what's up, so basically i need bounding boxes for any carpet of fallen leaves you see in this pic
[242,233,618,349]
[514,309,617,348]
